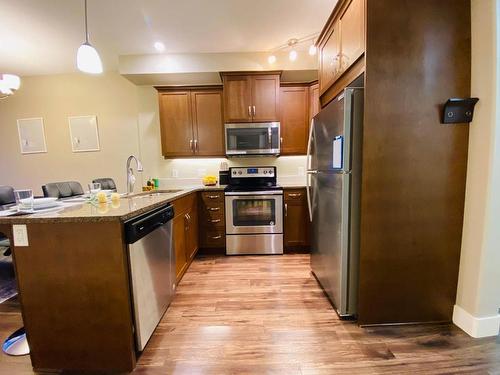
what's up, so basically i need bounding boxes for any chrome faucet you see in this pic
[126,155,143,194]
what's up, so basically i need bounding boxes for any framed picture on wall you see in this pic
[68,115,100,152]
[17,117,48,154]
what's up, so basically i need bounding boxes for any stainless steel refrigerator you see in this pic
[306,87,364,318]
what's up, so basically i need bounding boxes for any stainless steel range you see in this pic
[225,167,283,255]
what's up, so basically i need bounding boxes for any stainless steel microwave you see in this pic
[225,122,280,156]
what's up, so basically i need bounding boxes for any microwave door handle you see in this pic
[268,128,272,147]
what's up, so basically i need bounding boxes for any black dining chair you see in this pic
[92,178,117,192]
[42,181,84,199]
[0,186,29,356]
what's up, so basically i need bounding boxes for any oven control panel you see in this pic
[230,167,275,178]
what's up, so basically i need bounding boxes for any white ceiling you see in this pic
[0,0,337,76]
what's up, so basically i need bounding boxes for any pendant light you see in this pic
[77,0,103,74]
[0,74,21,99]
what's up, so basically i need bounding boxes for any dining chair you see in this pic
[0,185,29,356]
[92,178,117,192]
[42,181,84,198]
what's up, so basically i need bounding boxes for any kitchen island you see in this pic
[0,188,211,373]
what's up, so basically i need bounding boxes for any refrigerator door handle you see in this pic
[306,119,316,222]
[306,119,315,171]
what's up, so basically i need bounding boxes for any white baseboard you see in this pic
[453,304,500,338]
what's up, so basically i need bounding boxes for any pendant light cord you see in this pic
[84,0,89,43]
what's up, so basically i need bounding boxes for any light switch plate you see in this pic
[13,224,29,246]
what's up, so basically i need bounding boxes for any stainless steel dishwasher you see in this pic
[124,204,175,351]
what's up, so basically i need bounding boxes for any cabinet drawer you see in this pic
[200,191,224,203]
[200,214,225,228]
[172,193,197,217]
[200,230,226,248]
[284,189,306,202]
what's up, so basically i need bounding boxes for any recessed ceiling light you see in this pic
[268,55,276,64]
[289,50,298,61]
[154,42,165,52]
[309,44,317,56]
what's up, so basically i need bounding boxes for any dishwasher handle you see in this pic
[124,204,175,244]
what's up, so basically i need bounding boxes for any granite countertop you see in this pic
[0,186,224,224]
[0,183,305,225]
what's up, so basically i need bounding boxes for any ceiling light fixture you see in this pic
[309,44,317,56]
[77,0,103,74]
[154,41,165,52]
[289,50,298,61]
[267,55,276,64]
[0,74,21,99]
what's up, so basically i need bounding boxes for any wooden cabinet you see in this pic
[339,0,365,72]
[309,83,320,122]
[199,191,225,249]
[319,21,341,94]
[318,0,365,96]
[172,193,199,282]
[280,86,309,155]
[222,72,280,123]
[158,87,224,158]
[191,90,225,156]
[284,188,310,251]
[158,91,194,157]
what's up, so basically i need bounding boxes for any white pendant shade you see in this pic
[77,42,103,74]
[0,74,21,97]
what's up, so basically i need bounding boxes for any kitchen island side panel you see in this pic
[358,0,471,325]
[12,221,136,372]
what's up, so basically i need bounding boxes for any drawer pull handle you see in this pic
[288,193,302,198]
[208,195,219,199]
[208,207,220,211]
[211,235,222,240]
[210,219,221,223]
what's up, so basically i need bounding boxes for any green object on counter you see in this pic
[153,178,159,189]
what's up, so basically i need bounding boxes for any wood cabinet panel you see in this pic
[223,75,252,122]
[191,90,224,156]
[280,86,309,155]
[309,83,320,122]
[252,74,280,122]
[199,190,225,249]
[173,213,188,280]
[339,0,365,72]
[284,188,310,250]
[320,22,341,94]
[158,92,194,157]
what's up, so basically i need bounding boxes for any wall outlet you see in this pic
[171,169,179,178]
[13,224,29,246]
[298,166,305,176]
[197,168,207,177]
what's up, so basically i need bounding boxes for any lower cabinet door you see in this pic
[173,213,188,280]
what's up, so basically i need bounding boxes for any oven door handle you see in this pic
[224,191,283,196]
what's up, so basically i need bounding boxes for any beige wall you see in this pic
[0,72,141,195]
[454,0,500,337]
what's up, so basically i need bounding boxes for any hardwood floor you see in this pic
[0,254,499,374]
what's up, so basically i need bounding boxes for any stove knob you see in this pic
[233,171,237,175]
[238,171,242,175]
[264,170,267,174]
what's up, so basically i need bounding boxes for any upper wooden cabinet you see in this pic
[280,86,309,155]
[339,0,365,72]
[318,0,365,96]
[221,72,280,123]
[309,83,320,123]
[158,87,224,158]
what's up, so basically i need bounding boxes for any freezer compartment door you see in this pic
[310,172,352,316]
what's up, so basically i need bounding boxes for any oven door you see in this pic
[225,123,280,156]
[225,192,283,234]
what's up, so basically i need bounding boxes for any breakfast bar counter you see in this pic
[0,187,220,373]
